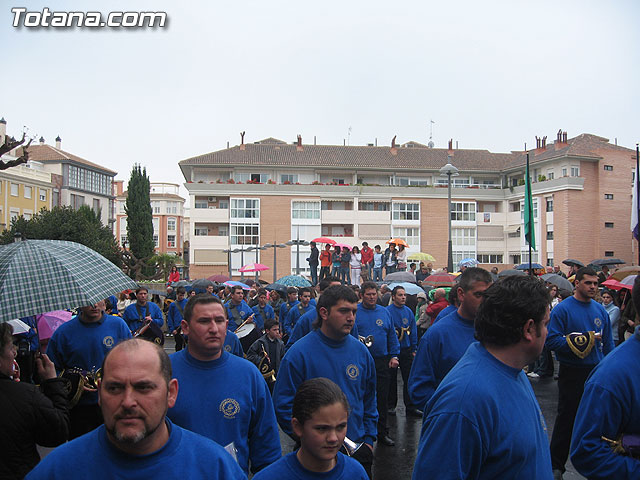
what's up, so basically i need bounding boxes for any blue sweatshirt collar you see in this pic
[315,329,348,348]
[183,347,229,369]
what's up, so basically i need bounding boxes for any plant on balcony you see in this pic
[312,180,323,185]
[283,180,291,185]
[538,175,547,182]
[216,179,224,184]
[267,179,275,184]
[226,179,235,184]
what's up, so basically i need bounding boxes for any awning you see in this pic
[504,225,521,234]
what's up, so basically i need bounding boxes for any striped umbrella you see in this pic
[0,239,137,322]
[422,273,457,288]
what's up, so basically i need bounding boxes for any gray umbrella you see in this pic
[541,273,574,291]
[384,271,417,283]
[497,269,526,278]
[590,258,625,266]
[562,258,585,268]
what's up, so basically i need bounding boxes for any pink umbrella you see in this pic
[37,310,73,340]
[333,243,352,250]
[238,263,270,273]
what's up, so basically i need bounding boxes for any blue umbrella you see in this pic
[457,258,478,268]
[514,263,544,270]
[224,280,251,290]
[276,275,312,287]
[388,282,425,296]
[265,283,288,294]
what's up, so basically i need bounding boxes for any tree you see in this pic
[125,165,155,277]
[150,253,180,282]
[0,205,121,266]
[0,130,33,170]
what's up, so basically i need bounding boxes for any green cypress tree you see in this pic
[125,165,154,270]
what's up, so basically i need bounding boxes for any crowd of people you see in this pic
[1,258,639,479]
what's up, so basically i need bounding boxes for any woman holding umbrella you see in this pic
[396,244,408,272]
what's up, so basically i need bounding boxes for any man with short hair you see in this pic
[251,289,275,331]
[554,264,567,278]
[339,247,351,285]
[357,281,400,446]
[546,267,615,479]
[278,287,299,330]
[408,268,492,411]
[47,300,131,439]
[319,244,332,282]
[386,286,420,417]
[570,274,640,478]
[361,242,374,280]
[306,241,319,286]
[273,285,377,477]
[415,263,430,285]
[383,243,397,275]
[28,338,246,479]
[167,286,188,351]
[268,290,284,320]
[412,276,553,479]
[283,287,313,338]
[224,285,255,332]
[246,318,284,394]
[168,294,281,475]
[122,287,164,333]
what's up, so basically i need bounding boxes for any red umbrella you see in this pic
[423,273,457,288]
[238,263,270,273]
[312,237,336,244]
[208,274,231,283]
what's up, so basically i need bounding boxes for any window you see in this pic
[605,194,614,200]
[194,200,208,209]
[605,251,615,257]
[153,235,159,248]
[451,202,476,221]
[392,202,420,221]
[10,183,18,196]
[546,229,554,240]
[453,178,470,187]
[152,202,161,214]
[509,202,520,212]
[331,178,345,185]
[152,218,159,233]
[510,254,521,265]
[167,235,176,248]
[70,194,84,209]
[219,200,229,209]
[120,235,127,245]
[119,201,126,213]
[477,254,503,264]
[281,174,298,184]
[562,167,568,177]
[547,257,554,267]
[235,173,268,183]
[605,222,614,228]
[451,228,476,265]
[231,223,259,245]
[39,189,46,201]
[68,165,111,195]
[167,218,176,231]
[358,202,390,211]
[230,199,259,219]
[93,199,100,212]
[508,227,521,238]
[321,201,353,211]
[604,165,613,171]
[392,227,420,249]
[546,199,553,212]
[167,202,178,214]
[23,212,32,220]
[397,177,428,186]
[520,199,538,220]
[9,209,19,221]
[24,186,32,199]
[292,201,320,220]
[547,170,554,180]
[194,226,209,236]
[218,225,228,236]
[571,166,580,177]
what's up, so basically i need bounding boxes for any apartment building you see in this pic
[178,132,636,279]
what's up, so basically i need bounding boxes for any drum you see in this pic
[236,323,261,352]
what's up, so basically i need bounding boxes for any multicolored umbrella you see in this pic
[407,252,436,262]
[0,239,138,322]
[386,238,409,247]
[224,280,251,290]
[238,263,270,273]
[312,237,336,245]
[36,310,73,340]
[333,243,352,250]
[609,266,640,281]
[422,273,457,288]
[457,258,478,268]
[276,275,312,287]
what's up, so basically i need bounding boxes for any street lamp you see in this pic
[439,159,459,273]
[222,248,233,279]
[263,242,286,283]
[252,244,267,281]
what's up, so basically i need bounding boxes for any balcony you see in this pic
[190,235,229,250]
[321,210,357,224]
[191,207,229,223]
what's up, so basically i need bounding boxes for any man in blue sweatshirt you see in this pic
[356,281,400,447]
[413,275,553,479]
[224,285,255,332]
[284,287,314,338]
[122,287,164,333]
[28,338,246,480]
[251,288,275,330]
[408,267,492,412]
[546,267,615,479]
[386,286,420,417]
[47,300,131,439]
[168,294,280,476]
[167,287,188,351]
[273,285,377,478]
[570,276,640,478]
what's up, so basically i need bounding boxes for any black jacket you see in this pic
[0,375,70,479]
[246,334,285,375]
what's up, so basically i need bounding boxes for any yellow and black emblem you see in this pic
[566,331,595,359]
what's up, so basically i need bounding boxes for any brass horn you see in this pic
[358,335,374,348]
[258,344,276,384]
[396,326,411,342]
[342,436,364,456]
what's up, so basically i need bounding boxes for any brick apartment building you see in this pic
[178,131,636,280]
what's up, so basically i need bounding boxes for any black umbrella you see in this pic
[562,259,585,268]
[590,258,625,266]
[497,269,526,278]
[265,283,288,294]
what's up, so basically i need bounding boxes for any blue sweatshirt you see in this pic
[284,302,314,337]
[413,343,553,480]
[546,296,614,366]
[251,303,275,330]
[224,330,244,357]
[167,298,188,331]
[354,303,400,358]
[386,304,417,352]
[122,301,164,332]
[273,330,378,446]
[279,300,300,325]
[168,349,281,474]
[26,419,247,480]
[408,310,476,411]
[570,329,640,478]
[224,300,253,331]
[286,309,359,349]
[433,304,456,324]
[253,451,368,480]
[47,313,131,405]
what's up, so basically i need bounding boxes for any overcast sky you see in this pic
[2,0,638,203]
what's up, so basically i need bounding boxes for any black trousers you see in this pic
[374,355,390,437]
[388,347,414,410]
[549,363,594,472]
[174,332,185,351]
[352,444,374,479]
[319,266,330,281]
[70,404,103,440]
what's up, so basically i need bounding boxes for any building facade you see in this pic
[114,181,185,257]
[178,133,636,279]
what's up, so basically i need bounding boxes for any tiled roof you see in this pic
[180,134,635,174]
[26,144,117,175]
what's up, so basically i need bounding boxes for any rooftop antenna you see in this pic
[428,120,435,148]
[347,126,352,146]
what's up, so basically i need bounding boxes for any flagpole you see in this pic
[527,151,533,276]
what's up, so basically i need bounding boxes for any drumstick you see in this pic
[236,314,255,330]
